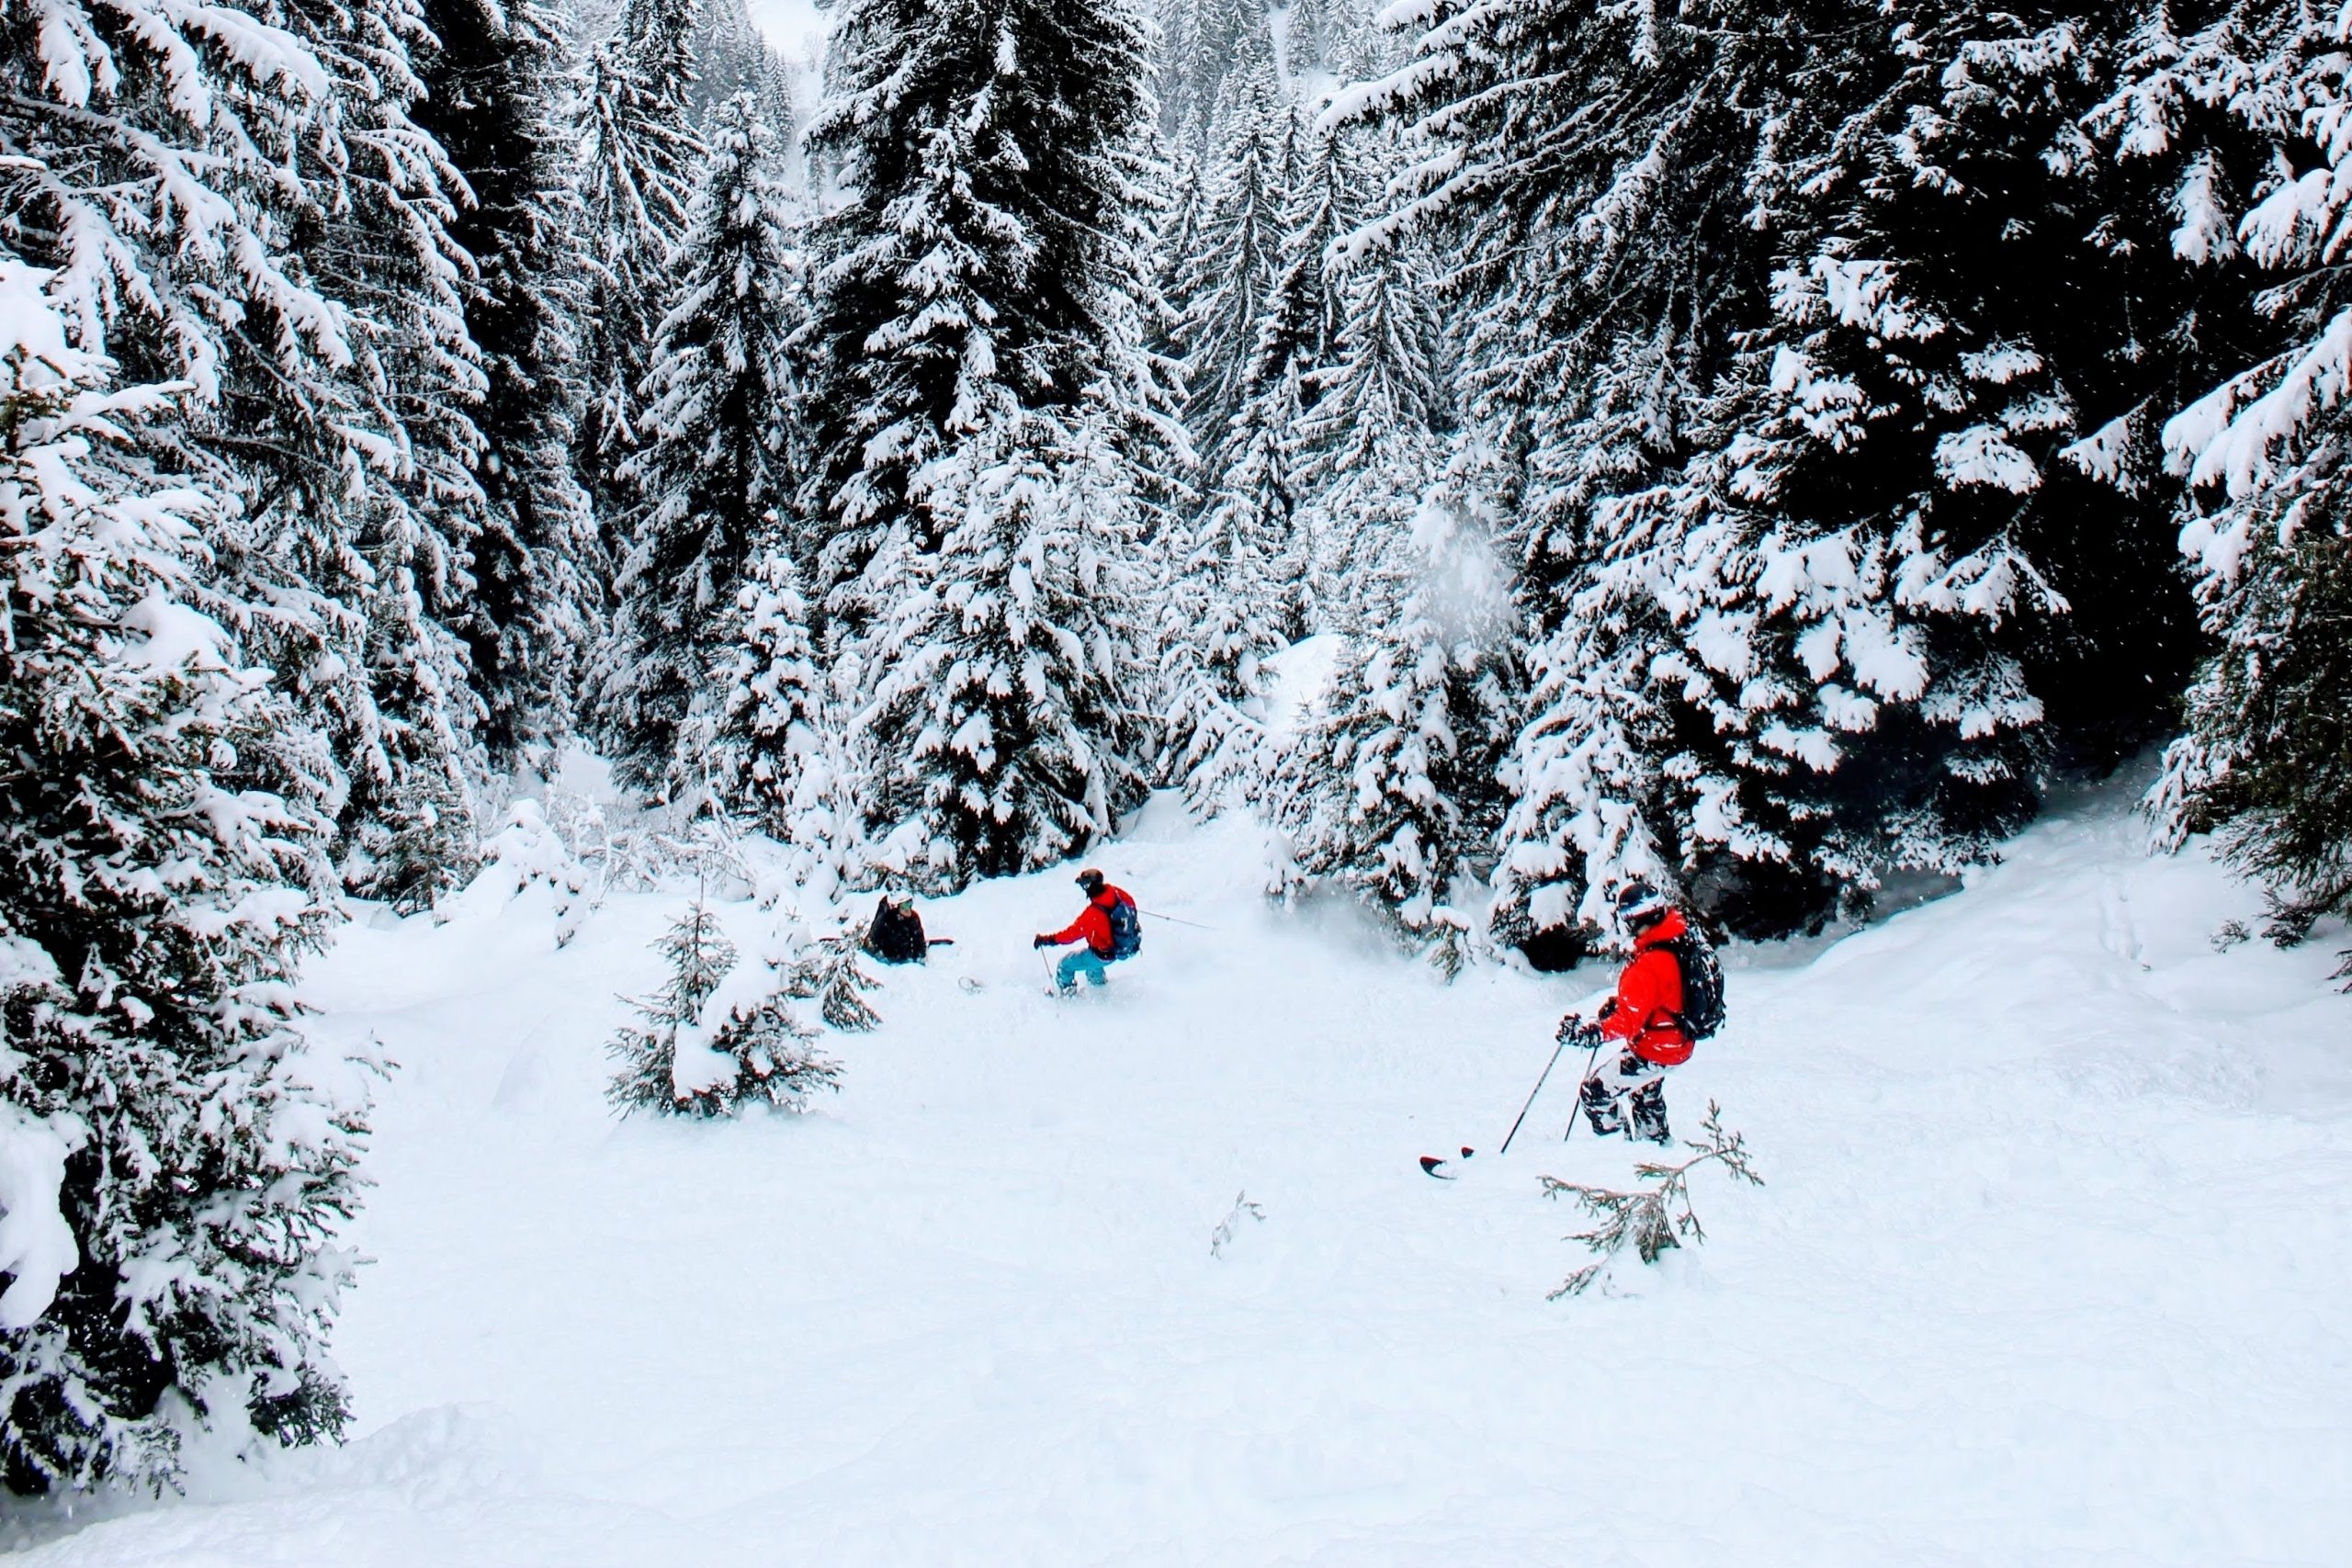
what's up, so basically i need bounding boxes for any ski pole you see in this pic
[1139,908,1215,931]
[1563,1038,1604,1143]
[1497,1036,1571,1156]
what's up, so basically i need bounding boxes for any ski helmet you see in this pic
[1075,868,1106,897]
[1613,880,1671,927]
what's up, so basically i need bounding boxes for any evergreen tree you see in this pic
[1286,0,1337,79]
[1295,213,1452,616]
[579,0,707,521]
[1251,127,1363,438]
[601,94,800,803]
[2140,0,2352,979]
[1175,35,1291,469]
[859,412,1157,886]
[1359,0,2252,944]
[0,265,368,1495]
[607,902,842,1117]
[1154,363,1301,810]
[1159,0,1272,152]
[805,0,1169,884]
[722,547,827,829]
[1,0,495,912]
[1269,481,1515,961]
[413,0,601,764]
[779,922,885,1032]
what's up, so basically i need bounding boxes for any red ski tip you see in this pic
[1419,1155,1455,1179]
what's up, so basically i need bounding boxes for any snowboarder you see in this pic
[1561,881,1722,1145]
[1034,869,1141,992]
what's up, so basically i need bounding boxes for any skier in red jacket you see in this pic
[1564,881,1696,1144]
[1034,869,1137,992]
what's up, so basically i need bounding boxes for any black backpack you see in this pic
[1661,931,1726,1040]
[1106,893,1142,961]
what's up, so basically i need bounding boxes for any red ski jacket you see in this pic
[1046,887,1132,956]
[1601,908,1696,1067]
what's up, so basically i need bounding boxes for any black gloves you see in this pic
[1033,935,1052,950]
[1556,1015,1600,1046]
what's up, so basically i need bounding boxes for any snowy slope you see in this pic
[6,795,2348,1565]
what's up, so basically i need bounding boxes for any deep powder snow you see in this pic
[6,794,2348,1565]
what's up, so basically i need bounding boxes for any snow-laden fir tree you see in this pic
[413,0,601,764]
[608,902,842,1117]
[804,0,1169,885]
[859,411,1157,885]
[231,0,492,914]
[602,93,801,804]
[1153,361,1301,812]
[578,0,707,517]
[1510,6,2254,939]
[0,0,495,913]
[1175,39,1292,469]
[1251,127,1363,444]
[1355,0,2245,944]
[1269,478,1515,968]
[1158,0,1274,153]
[1340,0,1816,947]
[2139,0,2352,977]
[0,264,368,1496]
[717,545,877,906]
[1294,174,1451,612]
[777,920,884,1032]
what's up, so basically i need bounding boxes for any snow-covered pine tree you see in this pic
[1252,126,1363,440]
[0,263,368,1496]
[804,0,1168,885]
[1154,118,1347,810]
[2137,0,2352,978]
[1285,0,1336,81]
[723,547,826,822]
[602,93,800,804]
[1515,6,2259,940]
[1159,0,1273,154]
[1306,252,1450,584]
[578,0,707,521]
[413,0,601,764]
[1,0,496,914]
[607,902,842,1116]
[1153,361,1301,811]
[779,922,884,1032]
[859,410,1157,885]
[1345,2,1856,946]
[1269,477,1515,968]
[684,0,773,127]
[1176,35,1292,469]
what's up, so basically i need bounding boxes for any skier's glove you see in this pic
[1555,1015,1597,1045]
[1033,934,1052,949]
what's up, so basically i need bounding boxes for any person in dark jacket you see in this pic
[1562,881,1696,1144]
[865,897,929,964]
[1034,869,1137,992]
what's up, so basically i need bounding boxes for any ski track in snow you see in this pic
[7,795,2349,1565]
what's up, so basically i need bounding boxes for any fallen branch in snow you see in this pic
[1540,1102,1763,1300]
[1209,1191,1266,1258]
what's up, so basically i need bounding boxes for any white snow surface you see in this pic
[7,792,2349,1564]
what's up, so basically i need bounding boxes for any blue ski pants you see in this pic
[1057,949,1109,990]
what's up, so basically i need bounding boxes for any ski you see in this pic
[1418,1146,1475,1179]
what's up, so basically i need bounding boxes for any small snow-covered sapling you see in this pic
[1540,1102,1764,1300]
